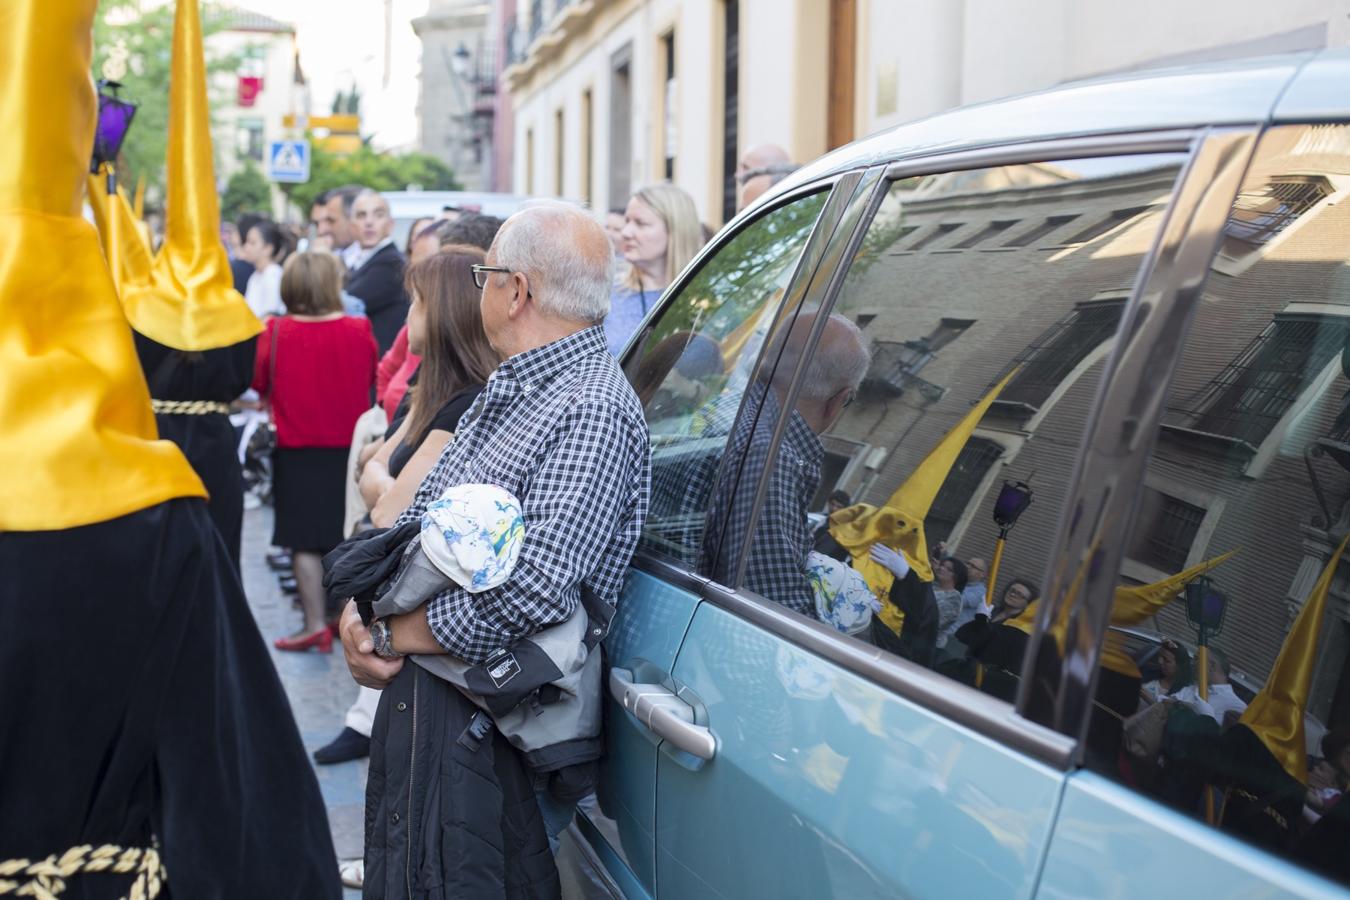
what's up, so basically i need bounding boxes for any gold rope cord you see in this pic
[149,399,231,415]
[0,845,163,900]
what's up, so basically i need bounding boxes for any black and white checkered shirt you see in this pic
[397,325,650,663]
[650,384,822,615]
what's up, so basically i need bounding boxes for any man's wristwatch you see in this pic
[370,618,405,659]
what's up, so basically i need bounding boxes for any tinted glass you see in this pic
[733,154,1185,700]
[630,190,829,570]
[1089,124,1350,887]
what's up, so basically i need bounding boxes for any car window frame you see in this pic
[621,171,864,571]
[647,129,1242,771]
[1015,127,1265,759]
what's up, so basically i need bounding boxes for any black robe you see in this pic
[134,332,255,570]
[0,499,340,898]
[870,569,940,668]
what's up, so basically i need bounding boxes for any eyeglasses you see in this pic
[734,163,797,185]
[471,264,513,290]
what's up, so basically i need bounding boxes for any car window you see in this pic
[729,153,1187,699]
[1086,124,1350,888]
[629,190,830,570]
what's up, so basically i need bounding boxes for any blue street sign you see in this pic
[267,139,311,184]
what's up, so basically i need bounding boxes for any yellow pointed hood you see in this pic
[1240,533,1349,783]
[133,174,146,219]
[119,0,260,351]
[0,0,205,530]
[830,368,1019,609]
[1004,550,1237,677]
[110,185,157,298]
[88,171,112,259]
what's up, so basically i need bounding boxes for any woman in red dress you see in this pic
[254,252,378,651]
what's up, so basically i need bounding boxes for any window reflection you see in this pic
[1090,124,1350,888]
[631,191,828,568]
[732,153,1186,692]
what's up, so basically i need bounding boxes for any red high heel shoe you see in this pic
[274,627,333,654]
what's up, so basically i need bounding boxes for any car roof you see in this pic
[763,49,1350,208]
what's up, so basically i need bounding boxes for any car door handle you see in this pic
[609,667,716,760]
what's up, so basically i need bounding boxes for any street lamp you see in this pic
[91,80,137,192]
[1183,570,1227,825]
[1184,573,1228,697]
[450,42,472,79]
[985,480,1033,611]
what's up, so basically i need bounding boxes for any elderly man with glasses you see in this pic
[339,202,651,897]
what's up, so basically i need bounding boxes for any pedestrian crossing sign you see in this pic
[267,139,311,184]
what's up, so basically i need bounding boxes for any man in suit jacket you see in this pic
[346,189,408,353]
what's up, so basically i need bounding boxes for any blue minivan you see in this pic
[561,50,1350,898]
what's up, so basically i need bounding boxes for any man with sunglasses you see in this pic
[338,202,650,897]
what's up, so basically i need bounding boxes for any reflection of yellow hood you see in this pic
[0,0,204,530]
[113,0,260,351]
[829,368,1018,628]
[1242,533,1349,783]
[1006,551,1239,678]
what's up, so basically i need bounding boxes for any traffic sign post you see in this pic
[267,139,311,184]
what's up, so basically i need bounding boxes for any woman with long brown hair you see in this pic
[359,245,500,527]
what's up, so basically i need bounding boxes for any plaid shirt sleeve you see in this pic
[739,447,818,615]
[701,404,820,615]
[422,400,648,663]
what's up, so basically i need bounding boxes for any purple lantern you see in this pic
[1184,574,1227,636]
[91,81,136,174]
[992,480,1033,532]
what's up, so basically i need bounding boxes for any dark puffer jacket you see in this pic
[364,664,560,900]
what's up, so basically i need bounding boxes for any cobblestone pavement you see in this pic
[241,505,364,899]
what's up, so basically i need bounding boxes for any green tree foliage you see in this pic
[92,1,239,204]
[647,192,830,344]
[281,144,462,213]
[221,162,272,220]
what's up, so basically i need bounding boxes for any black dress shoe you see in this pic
[279,576,298,594]
[266,550,293,571]
[314,727,370,765]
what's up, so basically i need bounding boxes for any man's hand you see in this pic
[339,600,404,689]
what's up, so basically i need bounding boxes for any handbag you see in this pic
[258,317,281,453]
[1122,699,1171,759]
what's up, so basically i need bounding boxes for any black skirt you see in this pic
[273,446,350,552]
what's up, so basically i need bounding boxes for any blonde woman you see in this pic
[607,182,703,355]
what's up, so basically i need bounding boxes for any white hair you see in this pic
[351,188,389,214]
[493,201,614,322]
[797,314,871,401]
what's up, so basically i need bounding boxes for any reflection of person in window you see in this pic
[697,313,871,612]
[949,579,1039,699]
[629,330,725,428]
[1138,639,1193,707]
[867,543,942,667]
[1166,648,1247,725]
[813,489,853,561]
[931,556,968,651]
